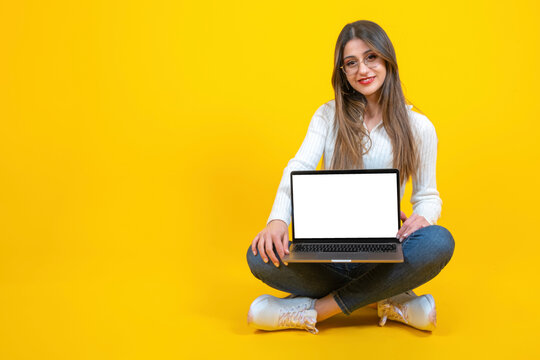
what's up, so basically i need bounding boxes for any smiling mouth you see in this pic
[359,76,375,84]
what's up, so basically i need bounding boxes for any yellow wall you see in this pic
[1,1,539,358]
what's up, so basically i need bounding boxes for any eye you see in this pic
[345,60,358,67]
[366,54,378,61]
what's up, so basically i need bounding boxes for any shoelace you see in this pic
[281,299,314,313]
[278,309,319,334]
[378,299,409,327]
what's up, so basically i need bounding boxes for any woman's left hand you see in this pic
[396,211,430,242]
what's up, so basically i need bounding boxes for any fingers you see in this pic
[257,235,268,263]
[281,232,289,266]
[397,213,416,241]
[251,234,259,256]
[273,234,285,263]
[282,232,289,255]
[400,211,408,222]
[252,224,289,267]
[265,237,280,267]
[397,226,410,242]
[396,214,430,242]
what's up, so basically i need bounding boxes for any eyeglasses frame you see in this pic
[340,52,382,76]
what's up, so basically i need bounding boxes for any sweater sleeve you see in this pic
[410,114,443,225]
[267,103,330,226]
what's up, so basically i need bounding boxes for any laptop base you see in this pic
[282,243,404,263]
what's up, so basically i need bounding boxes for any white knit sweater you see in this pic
[267,100,442,226]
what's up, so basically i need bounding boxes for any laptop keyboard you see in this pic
[293,243,397,253]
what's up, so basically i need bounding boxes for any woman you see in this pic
[246,20,454,335]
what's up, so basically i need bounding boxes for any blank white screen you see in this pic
[292,173,399,239]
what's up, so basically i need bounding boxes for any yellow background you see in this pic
[1,0,539,358]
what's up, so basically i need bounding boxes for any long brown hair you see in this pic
[329,20,418,184]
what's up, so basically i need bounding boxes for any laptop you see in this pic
[282,169,404,263]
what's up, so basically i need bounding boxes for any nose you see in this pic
[358,61,370,76]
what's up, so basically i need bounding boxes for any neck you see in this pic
[364,93,382,119]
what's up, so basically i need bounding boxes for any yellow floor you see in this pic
[2,235,537,359]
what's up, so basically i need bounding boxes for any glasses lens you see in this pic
[366,53,379,69]
[343,59,358,75]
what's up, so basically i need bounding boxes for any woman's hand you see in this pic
[251,220,289,267]
[396,211,430,242]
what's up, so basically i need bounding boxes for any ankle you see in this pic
[314,294,342,322]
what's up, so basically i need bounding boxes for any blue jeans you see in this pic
[246,225,454,315]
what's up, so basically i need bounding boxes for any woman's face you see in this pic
[342,38,386,99]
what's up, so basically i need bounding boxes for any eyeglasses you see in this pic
[340,52,382,75]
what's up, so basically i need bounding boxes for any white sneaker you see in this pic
[247,294,319,334]
[377,291,437,331]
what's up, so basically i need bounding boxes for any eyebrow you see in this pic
[343,49,373,60]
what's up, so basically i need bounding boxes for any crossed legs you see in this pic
[247,225,455,321]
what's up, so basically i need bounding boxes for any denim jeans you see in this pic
[246,225,454,315]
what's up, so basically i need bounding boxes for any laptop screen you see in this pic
[291,171,399,240]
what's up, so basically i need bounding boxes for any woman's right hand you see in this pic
[251,219,289,267]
